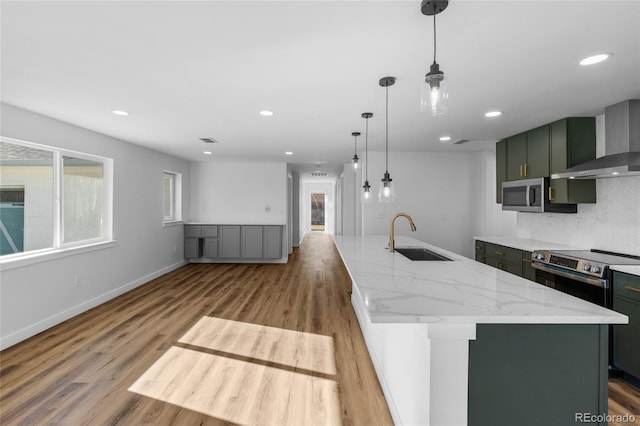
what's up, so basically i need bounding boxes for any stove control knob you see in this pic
[583,263,591,271]
[535,253,545,260]
[590,265,601,273]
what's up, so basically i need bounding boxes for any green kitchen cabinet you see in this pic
[522,251,535,281]
[525,125,550,178]
[506,133,528,181]
[549,118,597,204]
[613,272,640,379]
[496,140,506,203]
[504,126,549,182]
[475,240,486,263]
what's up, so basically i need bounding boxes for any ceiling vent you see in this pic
[310,172,329,177]
[199,137,220,144]
[453,139,470,144]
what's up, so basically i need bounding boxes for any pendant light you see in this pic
[361,112,373,203]
[379,76,396,203]
[351,132,360,171]
[421,0,449,116]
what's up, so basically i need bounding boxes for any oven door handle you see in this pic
[532,262,607,288]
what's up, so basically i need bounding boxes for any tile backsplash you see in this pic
[516,176,640,255]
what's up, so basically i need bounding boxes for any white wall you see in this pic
[357,151,485,259]
[516,176,640,254]
[0,103,190,349]
[190,161,287,225]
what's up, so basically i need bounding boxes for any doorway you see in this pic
[310,193,325,232]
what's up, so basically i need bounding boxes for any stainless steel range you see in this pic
[531,249,640,309]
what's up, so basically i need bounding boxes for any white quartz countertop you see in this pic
[611,265,640,277]
[474,236,585,252]
[334,235,627,325]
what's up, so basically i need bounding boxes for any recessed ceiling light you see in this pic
[485,110,502,118]
[260,110,274,116]
[439,136,452,142]
[112,110,129,116]
[285,151,293,156]
[579,53,611,66]
[203,151,212,155]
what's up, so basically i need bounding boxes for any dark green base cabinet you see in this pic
[469,324,608,426]
[476,240,535,281]
[613,272,640,380]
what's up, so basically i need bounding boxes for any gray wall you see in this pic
[0,103,191,349]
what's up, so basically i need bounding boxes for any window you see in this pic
[0,137,112,259]
[163,171,182,224]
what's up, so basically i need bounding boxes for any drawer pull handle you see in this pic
[623,285,640,294]
[495,251,505,256]
[522,259,532,264]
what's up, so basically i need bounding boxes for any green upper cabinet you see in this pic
[504,126,549,181]
[506,133,528,181]
[549,118,596,204]
[496,140,506,203]
[525,125,550,178]
[497,116,597,205]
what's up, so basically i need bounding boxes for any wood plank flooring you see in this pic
[0,233,391,425]
[1,232,639,425]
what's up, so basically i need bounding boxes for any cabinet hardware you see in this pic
[524,163,528,177]
[519,164,524,177]
[522,259,532,263]
[495,251,505,256]
[548,186,554,201]
[623,285,640,294]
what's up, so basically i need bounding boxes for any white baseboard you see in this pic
[0,260,187,350]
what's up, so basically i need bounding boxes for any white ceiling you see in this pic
[2,1,639,177]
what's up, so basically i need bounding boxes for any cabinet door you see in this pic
[263,226,282,259]
[203,237,218,258]
[496,141,506,203]
[184,225,202,238]
[613,296,640,378]
[241,226,263,258]
[220,226,241,258]
[525,125,550,178]
[202,225,218,237]
[522,251,535,281]
[185,238,200,258]
[475,240,486,263]
[506,133,527,181]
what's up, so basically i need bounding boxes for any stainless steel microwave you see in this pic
[502,177,577,213]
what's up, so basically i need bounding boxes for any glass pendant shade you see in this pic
[421,62,448,116]
[378,172,395,203]
[352,154,359,171]
[362,180,371,203]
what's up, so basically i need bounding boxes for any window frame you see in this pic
[162,170,182,226]
[0,136,114,267]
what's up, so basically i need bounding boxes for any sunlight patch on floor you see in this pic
[129,317,341,425]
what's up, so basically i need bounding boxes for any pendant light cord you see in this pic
[433,13,437,64]
[385,85,389,172]
[365,117,369,181]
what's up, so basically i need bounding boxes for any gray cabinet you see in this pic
[220,226,241,258]
[241,226,263,258]
[185,224,283,262]
[263,226,282,259]
[613,271,640,379]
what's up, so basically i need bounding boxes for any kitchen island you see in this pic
[333,235,628,426]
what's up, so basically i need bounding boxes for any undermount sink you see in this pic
[394,247,453,261]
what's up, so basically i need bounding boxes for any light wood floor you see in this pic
[0,233,391,425]
[1,233,639,425]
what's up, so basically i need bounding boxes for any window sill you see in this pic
[162,220,184,228]
[0,240,117,272]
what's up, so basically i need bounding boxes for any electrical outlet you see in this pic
[75,275,80,287]
[173,244,177,253]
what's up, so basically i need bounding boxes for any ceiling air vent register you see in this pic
[199,137,220,144]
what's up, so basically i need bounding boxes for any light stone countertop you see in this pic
[474,236,586,252]
[611,265,640,277]
[334,235,627,325]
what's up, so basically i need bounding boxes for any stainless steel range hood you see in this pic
[552,99,640,179]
